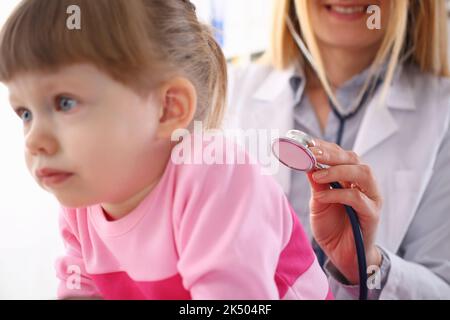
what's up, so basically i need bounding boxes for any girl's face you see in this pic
[308,0,390,51]
[7,63,167,209]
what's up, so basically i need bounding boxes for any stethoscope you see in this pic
[270,15,386,300]
[272,130,369,300]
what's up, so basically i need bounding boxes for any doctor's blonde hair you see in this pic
[0,0,227,129]
[269,0,450,108]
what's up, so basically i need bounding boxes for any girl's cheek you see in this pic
[25,155,33,174]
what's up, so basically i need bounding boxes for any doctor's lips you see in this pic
[36,168,74,186]
[324,2,374,19]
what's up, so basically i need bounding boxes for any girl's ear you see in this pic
[156,77,197,139]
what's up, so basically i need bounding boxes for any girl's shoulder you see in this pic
[171,131,283,195]
[173,132,271,176]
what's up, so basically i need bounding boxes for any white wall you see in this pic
[0,1,63,300]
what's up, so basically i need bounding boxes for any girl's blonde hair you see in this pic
[0,0,227,129]
[268,0,450,109]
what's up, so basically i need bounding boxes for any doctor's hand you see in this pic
[306,139,383,285]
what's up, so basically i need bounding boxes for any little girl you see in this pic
[0,0,332,300]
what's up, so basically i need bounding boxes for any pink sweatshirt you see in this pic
[55,134,332,300]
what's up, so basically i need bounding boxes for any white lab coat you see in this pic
[224,62,450,299]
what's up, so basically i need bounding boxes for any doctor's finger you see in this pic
[310,141,361,166]
[312,164,381,201]
[313,188,380,223]
[307,171,330,193]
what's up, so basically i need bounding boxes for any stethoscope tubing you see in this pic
[329,182,368,300]
[272,135,369,300]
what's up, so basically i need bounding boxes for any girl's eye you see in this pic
[14,96,78,123]
[17,108,32,122]
[57,96,78,112]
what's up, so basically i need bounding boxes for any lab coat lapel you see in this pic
[353,66,416,157]
[251,65,300,194]
[352,66,418,252]
[352,96,399,156]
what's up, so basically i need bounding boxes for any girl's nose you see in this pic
[25,121,58,156]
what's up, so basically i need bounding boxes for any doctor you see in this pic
[226,0,450,299]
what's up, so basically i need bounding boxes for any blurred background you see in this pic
[192,0,272,61]
[0,0,449,299]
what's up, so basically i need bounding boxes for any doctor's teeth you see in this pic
[331,6,365,14]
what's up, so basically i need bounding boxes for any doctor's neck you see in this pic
[308,41,381,90]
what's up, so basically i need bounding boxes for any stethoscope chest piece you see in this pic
[272,130,320,172]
